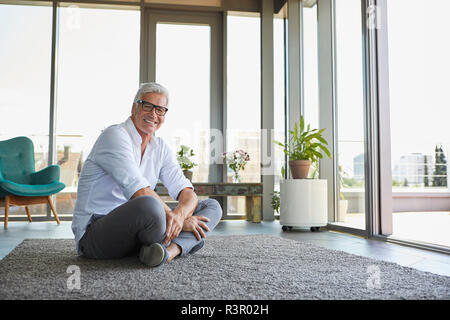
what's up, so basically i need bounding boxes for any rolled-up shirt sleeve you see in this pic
[93,127,149,200]
[159,143,194,201]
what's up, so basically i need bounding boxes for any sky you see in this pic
[1,1,449,178]
[387,0,450,161]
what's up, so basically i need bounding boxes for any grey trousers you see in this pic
[79,196,222,259]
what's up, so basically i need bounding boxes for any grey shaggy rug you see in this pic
[0,235,449,300]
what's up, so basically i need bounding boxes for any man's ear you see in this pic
[131,103,137,117]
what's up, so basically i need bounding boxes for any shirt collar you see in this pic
[124,117,144,147]
[124,116,156,151]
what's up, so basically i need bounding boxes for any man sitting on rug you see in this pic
[71,82,222,267]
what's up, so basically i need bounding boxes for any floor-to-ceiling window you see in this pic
[387,0,450,247]
[0,2,53,217]
[226,13,261,216]
[155,22,211,183]
[273,10,286,216]
[55,5,140,215]
[333,0,366,230]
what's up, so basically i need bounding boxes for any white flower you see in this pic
[223,149,250,175]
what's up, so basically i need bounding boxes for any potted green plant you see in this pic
[274,116,331,179]
[271,191,280,214]
[176,145,197,182]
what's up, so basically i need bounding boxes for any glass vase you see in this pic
[232,172,241,183]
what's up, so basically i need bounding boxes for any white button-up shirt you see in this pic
[72,117,193,254]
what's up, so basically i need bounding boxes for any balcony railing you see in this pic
[342,188,450,213]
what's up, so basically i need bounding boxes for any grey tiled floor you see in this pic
[1,220,449,277]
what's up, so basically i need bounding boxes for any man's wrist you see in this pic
[171,206,187,220]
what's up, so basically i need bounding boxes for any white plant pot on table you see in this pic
[280,179,328,232]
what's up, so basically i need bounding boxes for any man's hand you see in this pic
[163,187,198,244]
[182,215,210,241]
[164,209,185,245]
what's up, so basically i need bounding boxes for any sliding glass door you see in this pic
[154,22,211,183]
[332,0,367,231]
[386,0,450,248]
[225,13,261,217]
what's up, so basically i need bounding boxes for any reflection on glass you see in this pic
[334,0,366,230]
[156,23,211,184]
[226,14,261,215]
[0,4,52,216]
[387,0,450,247]
[56,6,140,214]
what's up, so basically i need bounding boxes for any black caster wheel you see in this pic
[282,226,288,231]
[310,227,320,232]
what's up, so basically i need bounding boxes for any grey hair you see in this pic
[133,82,169,104]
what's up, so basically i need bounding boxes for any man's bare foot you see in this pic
[166,242,181,263]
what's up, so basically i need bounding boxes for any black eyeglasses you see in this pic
[136,100,168,116]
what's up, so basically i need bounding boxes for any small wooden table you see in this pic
[155,182,263,222]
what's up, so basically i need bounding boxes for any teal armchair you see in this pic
[0,136,65,228]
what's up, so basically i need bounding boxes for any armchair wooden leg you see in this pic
[47,196,60,225]
[25,206,32,222]
[4,195,10,229]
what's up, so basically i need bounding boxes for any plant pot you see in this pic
[289,160,311,179]
[183,170,193,182]
[337,199,348,222]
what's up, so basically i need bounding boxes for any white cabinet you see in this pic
[280,179,328,231]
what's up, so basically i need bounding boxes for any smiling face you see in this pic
[131,92,168,141]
